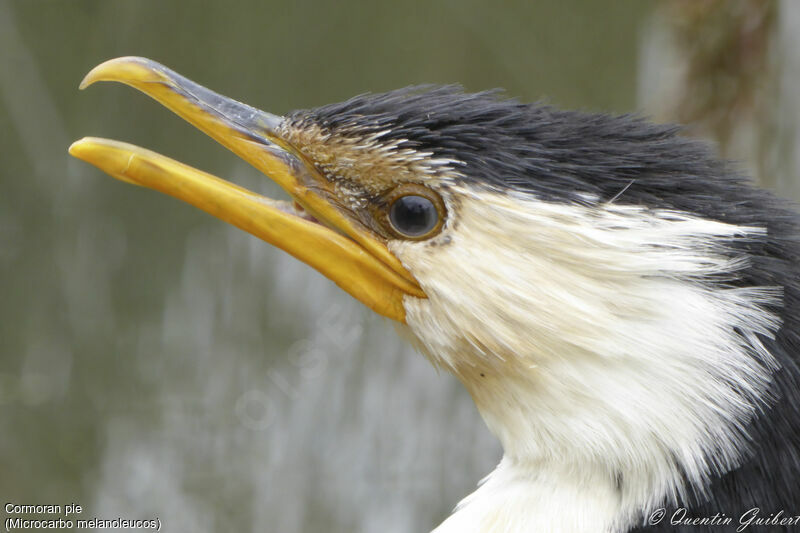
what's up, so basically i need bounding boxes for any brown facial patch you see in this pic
[277,119,463,240]
[278,121,462,196]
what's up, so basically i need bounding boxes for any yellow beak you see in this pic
[69,57,424,322]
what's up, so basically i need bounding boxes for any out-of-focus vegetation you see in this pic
[642,0,799,197]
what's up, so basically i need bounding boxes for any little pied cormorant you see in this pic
[70,57,800,533]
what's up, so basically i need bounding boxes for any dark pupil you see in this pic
[389,195,438,237]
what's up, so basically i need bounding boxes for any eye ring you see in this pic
[378,184,446,240]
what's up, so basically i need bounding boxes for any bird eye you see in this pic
[390,195,438,237]
[379,184,446,240]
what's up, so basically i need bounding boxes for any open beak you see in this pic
[69,56,424,322]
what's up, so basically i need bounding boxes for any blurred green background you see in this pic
[1,1,796,532]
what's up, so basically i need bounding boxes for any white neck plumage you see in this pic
[430,364,663,533]
[392,188,782,533]
[432,456,623,533]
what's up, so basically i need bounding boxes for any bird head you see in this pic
[71,57,796,525]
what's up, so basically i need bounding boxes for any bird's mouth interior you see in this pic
[69,56,425,322]
[291,202,319,224]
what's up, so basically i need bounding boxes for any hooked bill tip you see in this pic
[78,75,92,90]
[77,56,160,90]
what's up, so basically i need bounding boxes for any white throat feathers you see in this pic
[392,186,782,533]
